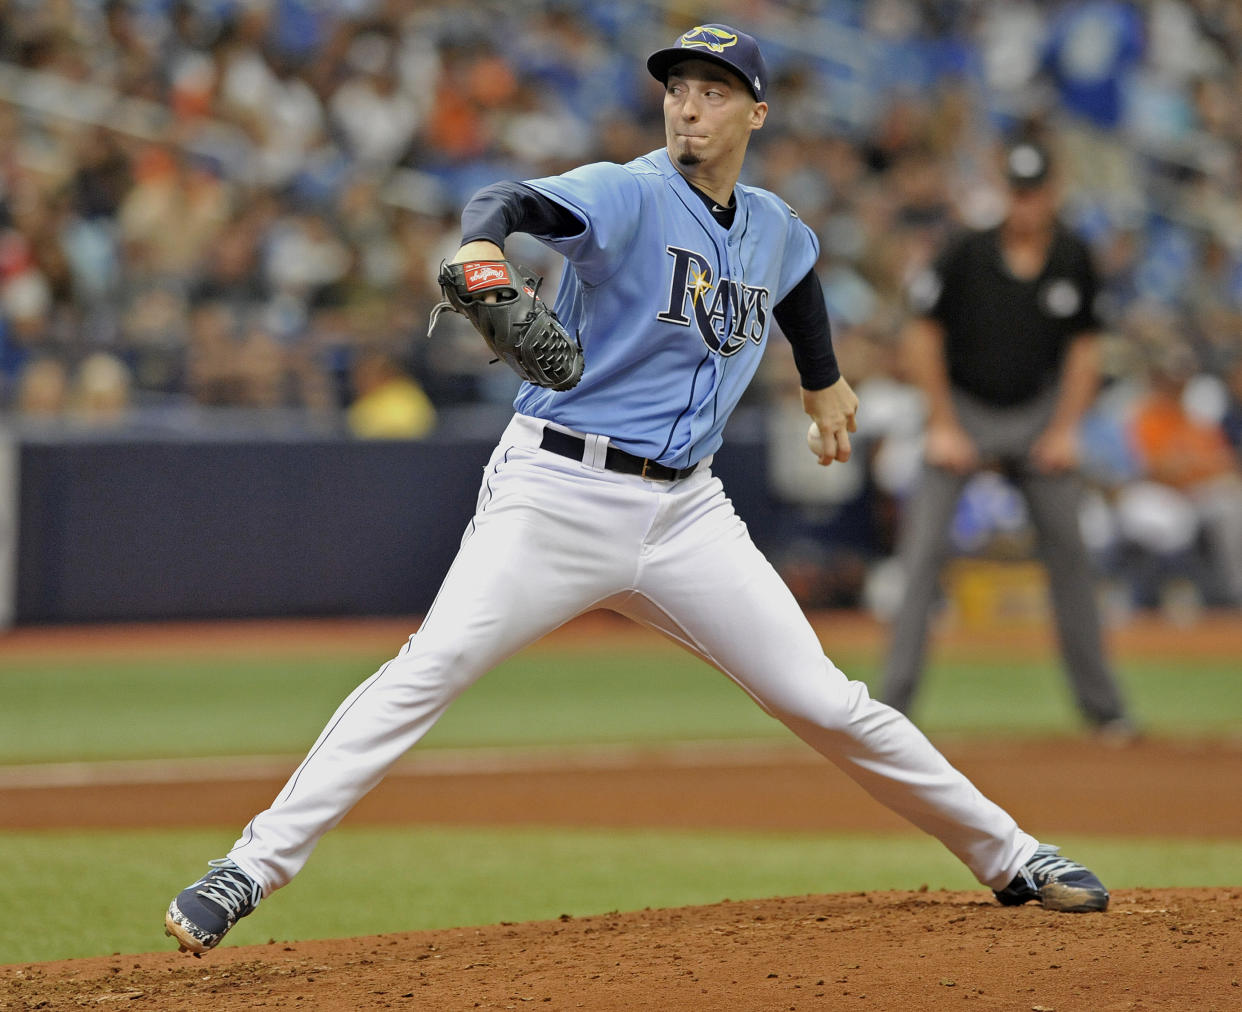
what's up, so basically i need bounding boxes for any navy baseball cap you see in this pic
[647,24,768,102]
[1005,140,1053,189]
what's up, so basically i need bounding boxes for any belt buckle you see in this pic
[640,458,661,481]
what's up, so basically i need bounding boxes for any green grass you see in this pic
[0,648,785,764]
[2,645,1240,764]
[905,657,1242,737]
[3,826,1239,965]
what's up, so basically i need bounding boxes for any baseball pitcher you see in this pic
[166,23,1109,956]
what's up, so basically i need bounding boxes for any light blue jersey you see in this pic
[514,147,818,468]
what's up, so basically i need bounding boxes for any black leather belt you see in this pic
[540,428,697,481]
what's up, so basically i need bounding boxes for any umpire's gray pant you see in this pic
[881,386,1128,726]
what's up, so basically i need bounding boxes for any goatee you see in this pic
[676,151,701,167]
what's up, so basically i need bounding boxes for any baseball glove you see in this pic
[428,260,584,391]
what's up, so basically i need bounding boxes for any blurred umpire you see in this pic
[880,139,1135,739]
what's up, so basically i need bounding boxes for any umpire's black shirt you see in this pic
[909,223,1100,407]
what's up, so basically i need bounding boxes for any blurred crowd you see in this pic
[2,0,1241,613]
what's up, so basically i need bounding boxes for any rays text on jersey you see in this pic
[657,245,770,356]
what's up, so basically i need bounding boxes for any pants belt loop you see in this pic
[582,432,609,470]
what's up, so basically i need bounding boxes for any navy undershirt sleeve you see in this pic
[774,268,840,390]
[460,181,584,246]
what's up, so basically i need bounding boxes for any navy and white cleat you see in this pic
[995,843,1109,913]
[165,858,263,955]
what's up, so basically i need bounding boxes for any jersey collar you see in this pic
[648,148,748,235]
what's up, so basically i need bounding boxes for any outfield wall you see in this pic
[10,410,871,625]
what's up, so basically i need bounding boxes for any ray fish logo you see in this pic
[679,25,738,53]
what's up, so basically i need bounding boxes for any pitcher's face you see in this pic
[663,59,766,170]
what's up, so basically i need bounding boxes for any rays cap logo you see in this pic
[647,24,768,101]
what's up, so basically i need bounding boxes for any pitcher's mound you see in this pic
[6,887,1239,1010]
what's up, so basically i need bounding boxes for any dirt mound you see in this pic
[5,888,1238,1011]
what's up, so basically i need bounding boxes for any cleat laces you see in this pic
[1025,845,1087,884]
[195,859,262,923]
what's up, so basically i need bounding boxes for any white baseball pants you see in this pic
[229,413,1037,893]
